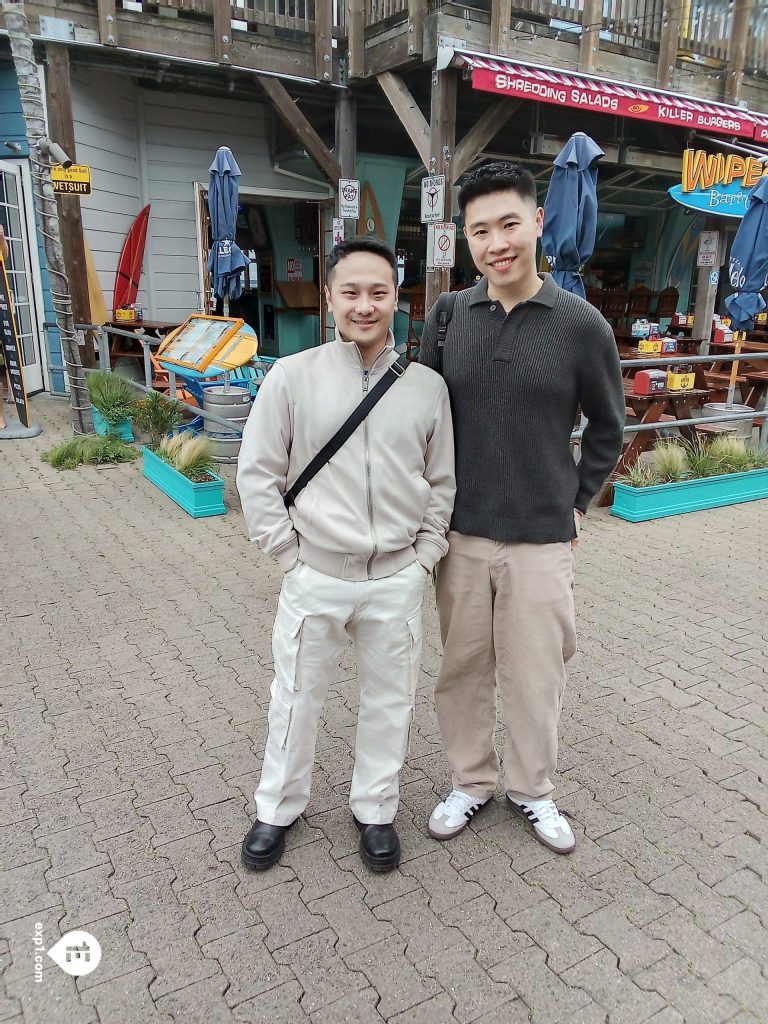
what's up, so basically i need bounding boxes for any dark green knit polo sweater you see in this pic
[419,274,625,544]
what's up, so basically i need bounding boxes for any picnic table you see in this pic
[706,338,768,408]
[597,380,709,507]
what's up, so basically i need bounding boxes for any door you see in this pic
[0,160,45,393]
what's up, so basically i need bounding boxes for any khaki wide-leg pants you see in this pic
[434,532,577,803]
[256,560,427,827]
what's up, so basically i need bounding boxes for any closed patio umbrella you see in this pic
[206,146,248,313]
[541,132,604,299]
[723,175,768,405]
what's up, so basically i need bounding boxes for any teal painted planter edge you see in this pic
[611,468,768,522]
[141,446,226,518]
[92,406,134,442]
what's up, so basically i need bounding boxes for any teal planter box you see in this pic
[612,468,768,522]
[142,446,226,518]
[92,406,134,441]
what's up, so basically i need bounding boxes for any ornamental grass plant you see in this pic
[86,370,137,427]
[157,433,216,482]
[617,436,768,488]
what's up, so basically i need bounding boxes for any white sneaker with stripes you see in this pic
[507,797,575,854]
[428,790,489,840]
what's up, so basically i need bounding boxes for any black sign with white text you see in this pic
[0,257,29,427]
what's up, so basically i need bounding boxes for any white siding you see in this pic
[71,71,145,317]
[71,78,330,324]
[141,90,329,323]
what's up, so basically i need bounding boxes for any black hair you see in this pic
[326,236,398,287]
[458,161,538,215]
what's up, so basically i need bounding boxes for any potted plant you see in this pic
[86,370,137,441]
[142,432,225,518]
[132,390,184,450]
[612,437,768,522]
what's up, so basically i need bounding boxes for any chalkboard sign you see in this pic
[0,257,29,428]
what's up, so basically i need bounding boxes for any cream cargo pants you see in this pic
[434,532,578,803]
[256,560,427,826]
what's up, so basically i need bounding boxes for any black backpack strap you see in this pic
[284,353,408,508]
[435,291,458,375]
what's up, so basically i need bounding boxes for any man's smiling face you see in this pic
[324,250,398,353]
[463,189,543,295]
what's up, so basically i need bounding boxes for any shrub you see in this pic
[42,436,139,471]
[86,371,137,426]
[132,390,183,450]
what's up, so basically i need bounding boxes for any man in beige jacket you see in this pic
[237,237,455,873]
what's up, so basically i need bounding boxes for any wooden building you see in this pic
[2,0,767,378]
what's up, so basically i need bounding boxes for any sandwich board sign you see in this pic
[0,256,30,427]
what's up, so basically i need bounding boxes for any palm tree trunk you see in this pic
[1,0,92,434]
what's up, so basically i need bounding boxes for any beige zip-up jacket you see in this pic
[236,331,455,582]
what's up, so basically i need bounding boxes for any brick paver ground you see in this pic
[2,396,768,1023]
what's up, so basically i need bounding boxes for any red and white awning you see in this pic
[455,52,760,141]
[752,112,768,145]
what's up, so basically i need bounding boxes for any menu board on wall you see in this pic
[0,257,29,428]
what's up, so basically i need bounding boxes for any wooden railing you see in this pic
[114,0,346,36]
[679,0,730,62]
[364,0,408,27]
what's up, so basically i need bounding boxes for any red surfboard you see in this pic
[112,204,150,317]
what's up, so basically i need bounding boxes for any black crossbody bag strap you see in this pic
[435,290,458,375]
[284,353,409,508]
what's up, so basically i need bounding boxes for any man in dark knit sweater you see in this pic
[420,162,624,854]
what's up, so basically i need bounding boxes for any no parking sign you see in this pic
[431,223,456,268]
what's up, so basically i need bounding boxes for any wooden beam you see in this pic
[347,0,364,79]
[376,71,430,169]
[212,0,232,64]
[578,0,602,73]
[257,74,342,185]
[452,99,520,180]
[45,43,95,366]
[426,68,457,310]
[315,0,332,82]
[490,0,512,55]
[407,0,427,58]
[96,0,117,45]
[725,0,753,104]
[656,1,682,89]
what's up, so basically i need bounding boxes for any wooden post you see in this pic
[725,0,752,104]
[315,0,333,82]
[426,69,456,312]
[656,1,682,89]
[212,0,232,64]
[45,44,94,368]
[348,0,364,80]
[96,0,117,46]
[692,222,726,355]
[407,0,427,58]
[335,89,357,237]
[578,0,602,73]
[490,0,512,55]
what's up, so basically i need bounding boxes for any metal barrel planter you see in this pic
[202,385,252,464]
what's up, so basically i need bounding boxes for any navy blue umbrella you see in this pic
[725,174,768,331]
[542,132,604,298]
[206,146,248,306]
